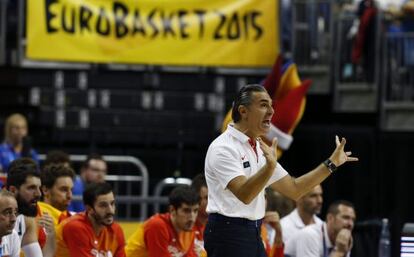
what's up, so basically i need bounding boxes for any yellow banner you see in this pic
[27,0,279,67]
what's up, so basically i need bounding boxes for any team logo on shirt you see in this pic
[167,244,186,257]
[243,161,250,168]
[90,249,113,257]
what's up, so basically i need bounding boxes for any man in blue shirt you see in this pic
[68,154,107,212]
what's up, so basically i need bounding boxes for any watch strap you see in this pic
[323,159,337,173]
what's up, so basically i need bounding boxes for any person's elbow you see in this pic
[227,177,254,204]
[234,191,254,205]
[285,184,306,201]
[289,191,304,202]
[272,176,309,201]
[240,196,254,205]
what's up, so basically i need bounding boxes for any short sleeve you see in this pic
[267,163,288,186]
[207,145,245,189]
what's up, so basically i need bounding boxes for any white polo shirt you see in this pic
[0,230,20,257]
[284,222,351,257]
[205,125,288,220]
[281,208,323,243]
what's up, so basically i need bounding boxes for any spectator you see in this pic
[191,173,208,257]
[284,200,356,257]
[281,184,323,243]
[55,182,125,257]
[125,185,200,257]
[39,164,75,226]
[0,189,19,257]
[0,113,39,173]
[68,153,107,212]
[6,158,55,257]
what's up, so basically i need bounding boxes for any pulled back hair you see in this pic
[231,84,267,123]
[83,182,113,207]
[41,164,75,189]
[6,158,40,189]
[169,185,199,210]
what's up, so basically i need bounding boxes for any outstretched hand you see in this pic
[259,137,278,170]
[329,135,359,167]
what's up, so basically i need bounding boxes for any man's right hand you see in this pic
[334,228,353,255]
[38,213,55,236]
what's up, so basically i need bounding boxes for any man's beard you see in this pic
[16,194,38,217]
[92,211,114,227]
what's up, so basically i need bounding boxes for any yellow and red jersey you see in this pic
[37,201,72,227]
[55,212,125,257]
[126,213,197,257]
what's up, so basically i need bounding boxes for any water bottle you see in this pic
[378,218,391,257]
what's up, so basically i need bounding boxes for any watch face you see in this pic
[324,159,337,172]
[329,161,337,171]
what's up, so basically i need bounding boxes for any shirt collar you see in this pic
[226,124,252,144]
[292,208,321,228]
[292,209,306,228]
[323,222,334,249]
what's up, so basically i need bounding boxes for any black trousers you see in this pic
[204,213,267,257]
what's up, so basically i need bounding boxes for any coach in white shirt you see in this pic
[281,184,323,243]
[204,84,358,257]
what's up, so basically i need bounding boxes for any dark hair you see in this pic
[231,84,267,123]
[6,158,40,189]
[169,185,199,210]
[41,164,75,189]
[43,150,70,167]
[82,153,105,169]
[191,173,207,194]
[327,200,355,216]
[83,182,113,207]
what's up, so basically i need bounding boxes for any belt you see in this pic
[208,213,263,227]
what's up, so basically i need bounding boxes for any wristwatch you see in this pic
[323,159,337,173]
